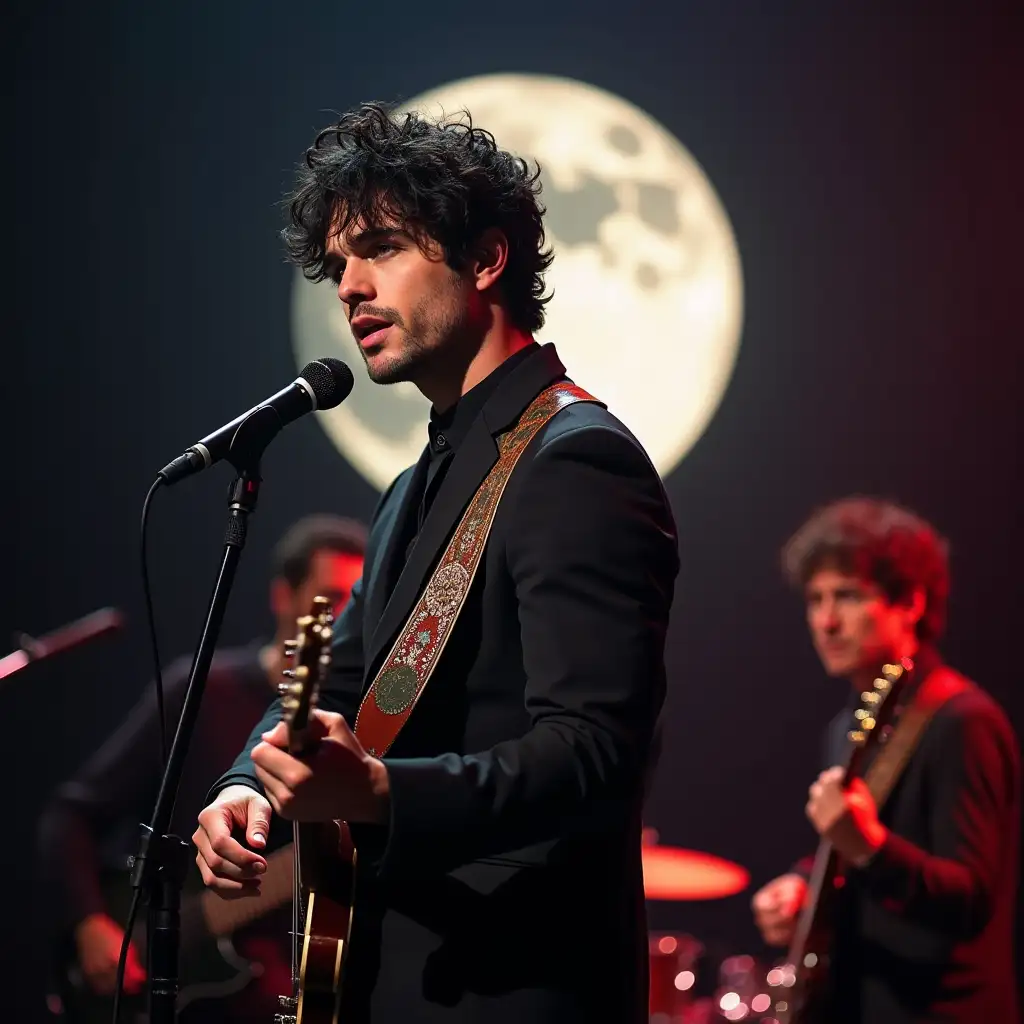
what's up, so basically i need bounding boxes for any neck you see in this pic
[419,312,533,411]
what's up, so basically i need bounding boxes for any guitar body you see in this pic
[770,659,912,1024]
[293,821,356,1024]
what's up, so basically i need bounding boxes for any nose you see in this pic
[337,259,374,309]
[812,598,841,634]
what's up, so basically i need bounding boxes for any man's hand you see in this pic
[251,709,390,825]
[192,784,272,899]
[74,912,145,996]
[751,873,808,947]
[805,766,887,866]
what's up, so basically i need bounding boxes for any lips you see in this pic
[821,642,849,657]
[350,316,393,345]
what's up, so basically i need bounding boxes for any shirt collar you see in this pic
[427,343,539,457]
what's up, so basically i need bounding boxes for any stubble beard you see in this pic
[362,283,475,388]
[362,323,429,385]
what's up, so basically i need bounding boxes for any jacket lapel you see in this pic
[363,344,568,683]
[361,449,430,656]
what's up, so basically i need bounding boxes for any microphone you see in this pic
[158,358,354,485]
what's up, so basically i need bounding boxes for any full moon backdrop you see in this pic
[294,74,743,489]
[3,3,1022,1017]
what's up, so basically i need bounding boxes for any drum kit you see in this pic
[641,830,778,1024]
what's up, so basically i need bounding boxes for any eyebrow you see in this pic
[322,227,411,280]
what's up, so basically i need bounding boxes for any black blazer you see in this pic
[216,344,680,1023]
[821,652,1020,1024]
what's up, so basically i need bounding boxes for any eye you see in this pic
[371,242,396,258]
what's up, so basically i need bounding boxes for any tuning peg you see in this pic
[862,717,876,730]
[860,691,881,705]
[319,654,332,666]
[284,638,299,651]
[848,729,865,744]
[278,996,298,1010]
[873,677,891,692]
[282,666,309,681]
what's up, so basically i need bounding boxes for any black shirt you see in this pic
[412,342,540,543]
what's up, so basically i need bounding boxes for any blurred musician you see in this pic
[38,515,366,1023]
[752,497,1019,1023]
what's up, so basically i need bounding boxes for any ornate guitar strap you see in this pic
[353,381,600,756]
[862,666,968,809]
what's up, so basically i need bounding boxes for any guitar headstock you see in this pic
[844,657,912,774]
[279,595,334,755]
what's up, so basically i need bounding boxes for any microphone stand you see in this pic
[0,607,123,682]
[129,406,284,1024]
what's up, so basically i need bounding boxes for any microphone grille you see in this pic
[300,358,354,410]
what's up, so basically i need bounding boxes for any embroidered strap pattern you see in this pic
[353,382,597,756]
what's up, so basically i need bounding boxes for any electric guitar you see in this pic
[276,596,356,1024]
[53,847,294,1024]
[769,658,912,1024]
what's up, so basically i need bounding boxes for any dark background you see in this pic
[3,2,1022,1018]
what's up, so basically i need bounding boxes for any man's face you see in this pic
[804,567,921,679]
[324,213,480,388]
[275,549,364,634]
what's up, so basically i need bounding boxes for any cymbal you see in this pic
[642,843,749,901]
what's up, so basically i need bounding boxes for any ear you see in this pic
[470,228,509,294]
[904,586,927,631]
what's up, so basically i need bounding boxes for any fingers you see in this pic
[193,826,266,880]
[245,793,272,848]
[252,742,313,818]
[195,849,263,898]
[81,944,146,996]
[261,720,290,748]
[197,796,268,864]
[252,740,309,786]
[192,806,267,887]
[310,708,348,738]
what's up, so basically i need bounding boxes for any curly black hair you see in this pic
[782,496,950,642]
[282,102,553,334]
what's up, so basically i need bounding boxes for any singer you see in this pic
[192,102,679,1022]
